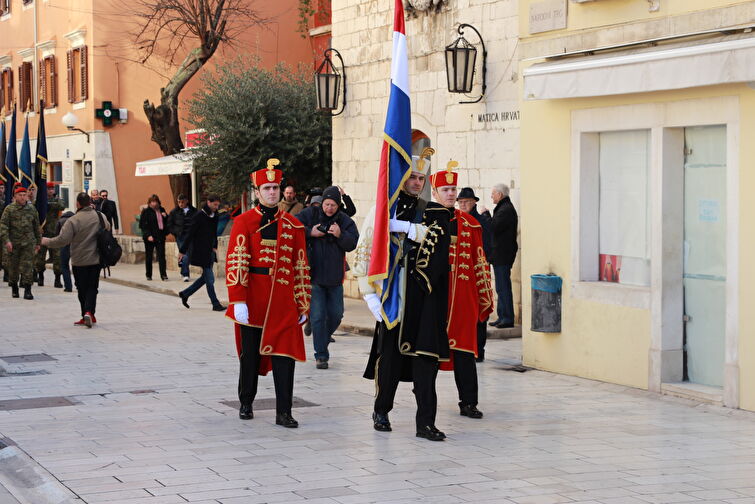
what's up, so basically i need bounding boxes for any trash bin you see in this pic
[531,274,562,333]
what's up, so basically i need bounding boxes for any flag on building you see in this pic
[4,107,18,206]
[18,116,33,188]
[35,102,49,220]
[366,0,412,327]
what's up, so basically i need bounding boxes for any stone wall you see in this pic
[332,0,522,318]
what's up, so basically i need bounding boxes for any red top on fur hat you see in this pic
[251,158,283,188]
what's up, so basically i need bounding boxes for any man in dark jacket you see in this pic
[167,194,197,282]
[296,186,359,369]
[177,195,225,311]
[489,184,518,328]
[457,187,494,361]
[98,190,119,233]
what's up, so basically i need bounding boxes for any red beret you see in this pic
[46,182,55,188]
[14,186,27,194]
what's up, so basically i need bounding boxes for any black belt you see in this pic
[250,266,270,275]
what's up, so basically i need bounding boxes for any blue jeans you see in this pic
[310,284,344,362]
[180,266,220,306]
[493,264,514,324]
[176,238,190,277]
[60,245,73,291]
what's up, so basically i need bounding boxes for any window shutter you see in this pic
[0,71,4,114]
[39,58,46,109]
[22,62,33,112]
[79,45,88,101]
[66,50,74,103]
[49,55,57,107]
[7,68,12,111]
[18,64,26,112]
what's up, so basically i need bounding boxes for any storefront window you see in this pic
[598,130,651,286]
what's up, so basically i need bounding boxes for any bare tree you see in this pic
[133,0,266,198]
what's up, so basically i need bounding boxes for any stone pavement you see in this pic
[2,281,755,503]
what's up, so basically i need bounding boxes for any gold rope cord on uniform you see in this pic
[226,234,251,287]
[294,248,311,312]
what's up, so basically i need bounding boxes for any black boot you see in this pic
[239,403,253,420]
[10,283,19,298]
[459,403,484,419]
[23,285,33,300]
[54,274,63,288]
[416,425,446,441]
[2,271,8,283]
[372,412,391,432]
[275,412,298,428]
[37,271,44,287]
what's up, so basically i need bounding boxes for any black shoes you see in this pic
[23,285,33,300]
[212,304,226,312]
[161,276,169,281]
[490,320,514,329]
[179,292,190,309]
[239,403,253,420]
[64,288,72,292]
[37,272,44,287]
[372,412,392,432]
[10,283,19,298]
[489,319,502,327]
[460,403,483,419]
[54,274,63,288]
[275,412,298,428]
[146,276,152,281]
[416,425,446,441]
[316,360,328,369]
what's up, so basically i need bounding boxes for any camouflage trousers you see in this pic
[35,245,61,275]
[7,244,35,286]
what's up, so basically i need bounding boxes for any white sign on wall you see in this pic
[62,161,73,183]
[529,0,567,34]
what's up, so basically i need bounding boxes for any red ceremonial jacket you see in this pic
[441,209,494,368]
[225,206,311,375]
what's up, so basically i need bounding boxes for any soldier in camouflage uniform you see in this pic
[36,182,66,288]
[0,185,41,299]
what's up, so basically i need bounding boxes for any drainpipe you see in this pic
[32,0,39,110]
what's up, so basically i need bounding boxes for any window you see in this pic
[598,130,651,286]
[66,46,88,103]
[0,0,9,16]
[0,68,12,113]
[18,61,33,112]
[39,55,57,108]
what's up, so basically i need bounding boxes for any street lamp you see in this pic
[445,23,487,104]
[314,48,346,116]
[62,112,90,143]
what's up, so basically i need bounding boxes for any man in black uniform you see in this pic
[354,148,452,441]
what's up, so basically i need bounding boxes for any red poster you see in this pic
[599,254,621,283]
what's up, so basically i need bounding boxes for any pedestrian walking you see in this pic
[0,185,41,299]
[139,194,169,281]
[167,194,197,282]
[457,187,494,361]
[177,195,225,312]
[226,159,311,428]
[278,185,304,215]
[0,183,7,283]
[35,182,66,288]
[98,190,119,233]
[90,189,102,211]
[431,166,494,420]
[56,210,75,292]
[489,184,519,329]
[42,192,108,328]
[354,148,452,441]
[296,186,359,369]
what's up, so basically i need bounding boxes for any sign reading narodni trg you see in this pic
[529,0,567,34]
[478,111,520,123]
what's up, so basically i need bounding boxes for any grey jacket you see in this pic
[47,206,109,266]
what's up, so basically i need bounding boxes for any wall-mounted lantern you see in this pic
[445,23,487,104]
[61,112,89,143]
[314,48,347,116]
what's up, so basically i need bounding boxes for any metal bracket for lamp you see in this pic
[315,48,347,116]
[452,23,487,104]
[67,127,90,143]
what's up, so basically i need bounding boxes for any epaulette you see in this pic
[280,213,304,229]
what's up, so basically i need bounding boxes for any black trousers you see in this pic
[477,320,488,359]
[72,264,101,317]
[374,327,440,429]
[238,326,295,414]
[144,239,167,279]
[452,350,479,406]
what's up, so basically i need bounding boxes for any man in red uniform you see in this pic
[430,162,494,419]
[225,159,311,428]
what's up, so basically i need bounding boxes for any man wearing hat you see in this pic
[431,164,494,419]
[296,186,359,369]
[35,182,66,288]
[0,184,41,299]
[354,147,452,442]
[457,187,494,361]
[225,159,311,428]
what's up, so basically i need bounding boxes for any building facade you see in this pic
[1,0,313,232]
[519,0,755,410]
[331,0,522,305]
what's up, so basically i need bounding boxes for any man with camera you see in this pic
[296,186,359,369]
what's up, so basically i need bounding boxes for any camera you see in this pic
[316,222,330,234]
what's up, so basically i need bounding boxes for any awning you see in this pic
[523,35,755,100]
[135,153,194,176]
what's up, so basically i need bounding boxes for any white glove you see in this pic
[234,303,249,324]
[364,294,383,322]
[388,219,417,240]
[298,314,307,324]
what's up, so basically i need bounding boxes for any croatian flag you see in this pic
[367,0,412,328]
